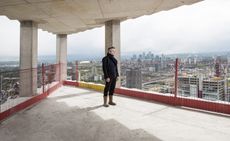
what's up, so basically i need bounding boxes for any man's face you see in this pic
[109,48,116,56]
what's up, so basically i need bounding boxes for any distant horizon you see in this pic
[1,50,230,62]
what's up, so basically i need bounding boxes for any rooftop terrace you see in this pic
[1,86,230,141]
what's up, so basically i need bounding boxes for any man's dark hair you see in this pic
[108,46,115,51]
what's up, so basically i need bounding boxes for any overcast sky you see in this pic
[0,0,230,59]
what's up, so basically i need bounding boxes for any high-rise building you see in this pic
[126,68,142,89]
[227,84,230,102]
[91,65,97,75]
[178,75,227,101]
[178,76,199,97]
[224,67,228,101]
[154,63,160,72]
[202,78,225,101]
[215,56,221,77]
[198,74,204,98]
[132,54,137,60]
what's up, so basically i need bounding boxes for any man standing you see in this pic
[102,46,119,107]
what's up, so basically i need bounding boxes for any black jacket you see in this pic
[102,53,119,79]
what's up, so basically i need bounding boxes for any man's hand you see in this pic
[106,78,110,82]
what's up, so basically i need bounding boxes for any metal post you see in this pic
[0,75,2,91]
[0,74,2,112]
[174,58,179,98]
[42,63,45,93]
[76,61,78,82]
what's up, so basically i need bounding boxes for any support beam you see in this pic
[105,20,121,87]
[19,21,38,97]
[56,34,67,82]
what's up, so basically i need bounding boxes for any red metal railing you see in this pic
[64,58,230,115]
[0,63,62,121]
[174,58,179,98]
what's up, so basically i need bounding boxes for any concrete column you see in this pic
[19,21,38,96]
[56,34,67,82]
[105,20,121,87]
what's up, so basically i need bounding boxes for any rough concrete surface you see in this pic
[1,86,230,141]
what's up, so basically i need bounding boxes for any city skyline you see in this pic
[0,0,230,58]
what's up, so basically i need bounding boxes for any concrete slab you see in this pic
[0,86,230,141]
[0,0,202,34]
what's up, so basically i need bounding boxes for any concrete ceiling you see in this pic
[0,0,202,34]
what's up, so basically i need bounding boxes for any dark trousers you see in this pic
[104,78,116,96]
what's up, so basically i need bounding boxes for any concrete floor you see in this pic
[0,86,230,141]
